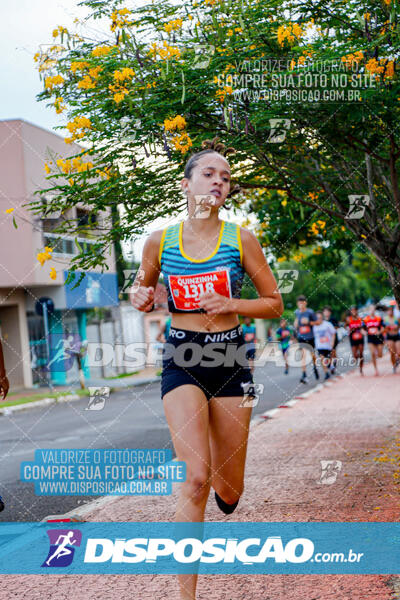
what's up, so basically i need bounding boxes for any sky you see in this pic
[0,0,90,133]
[0,1,250,262]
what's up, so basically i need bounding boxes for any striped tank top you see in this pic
[159,219,245,313]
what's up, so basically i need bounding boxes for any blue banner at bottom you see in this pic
[0,522,399,574]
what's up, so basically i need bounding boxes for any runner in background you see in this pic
[383,305,400,373]
[242,316,257,374]
[294,295,319,384]
[346,306,365,376]
[362,303,384,376]
[156,310,172,343]
[276,318,293,374]
[313,311,336,380]
[323,306,339,375]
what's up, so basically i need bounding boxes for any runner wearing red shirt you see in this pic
[346,306,365,375]
[361,304,384,376]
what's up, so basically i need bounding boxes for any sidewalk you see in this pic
[3,356,400,599]
[1,367,161,411]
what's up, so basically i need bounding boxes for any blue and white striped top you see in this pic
[159,220,245,313]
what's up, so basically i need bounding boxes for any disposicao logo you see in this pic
[42,529,82,567]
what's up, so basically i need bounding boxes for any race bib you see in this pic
[352,331,363,340]
[369,327,378,334]
[244,333,255,342]
[281,330,290,338]
[299,325,311,334]
[319,336,330,343]
[168,269,231,311]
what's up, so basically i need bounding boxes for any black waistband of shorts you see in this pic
[167,324,243,344]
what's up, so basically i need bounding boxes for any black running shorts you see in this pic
[161,324,254,401]
[367,334,384,345]
[386,333,400,342]
[297,336,315,349]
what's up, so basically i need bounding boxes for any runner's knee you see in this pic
[184,469,211,503]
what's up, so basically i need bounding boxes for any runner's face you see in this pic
[297,300,306,311]
[184,153,231,209]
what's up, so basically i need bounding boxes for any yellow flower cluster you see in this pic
[54,97,66,114]
[64,116,92,144]
[44,75,65,90]
[289,49,313,70]
[215,85,233,103]
[56,155,93,175]
[91,45,114,57]
[52,26,68,38]
[341,51,364,68]
[277,23,303,47]
[365,58,395,79]
[37,246,53,266]
[108,83,129,104]
[292,252,305,263]
[227,27,243,37]
[70,61,90,73]
[50,268,57,280]
[5,208,14,214]
[312,246,323,255]
[96,167,112,180]
[310,220,326,235]
[148,41,181,61]
[171,132,193,154]
[110,8,133,32]
[277,256,287,263]
[164,18,183,33]
[164,115,187,131]
[113,67,135,83]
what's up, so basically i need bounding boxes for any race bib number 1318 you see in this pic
[168,269,231,311]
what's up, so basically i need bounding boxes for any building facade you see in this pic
[0,119,119,388]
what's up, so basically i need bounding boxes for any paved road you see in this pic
[0,341,360,521]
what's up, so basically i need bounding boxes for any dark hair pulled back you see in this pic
[183,136,241,199]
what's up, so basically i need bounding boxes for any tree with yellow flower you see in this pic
[31,0,400,305]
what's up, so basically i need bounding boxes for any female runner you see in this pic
[384,305,400,373]
[346,306,365,375]
[362,303,384,376]
[130,137,283,600]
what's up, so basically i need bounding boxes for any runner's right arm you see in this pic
[130,230,163,312]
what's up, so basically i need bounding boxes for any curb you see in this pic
[0,376,161,417]
[0,394,81,416]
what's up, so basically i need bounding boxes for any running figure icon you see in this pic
[45,531,78,566]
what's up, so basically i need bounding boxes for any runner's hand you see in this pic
[130,285,155,312]
[198,291,233,315]
[0,375,9,400]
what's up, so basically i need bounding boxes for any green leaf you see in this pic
[12,216,18,229]
[224,106,230,129]
[75,237,82,252]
